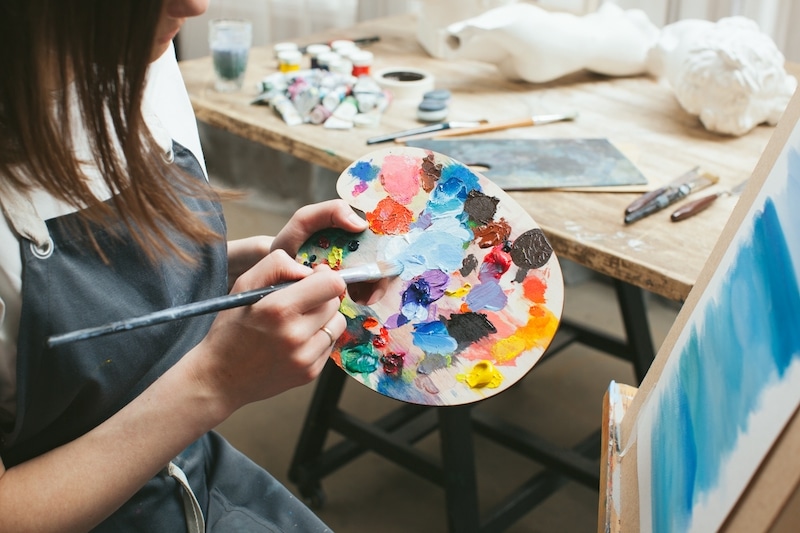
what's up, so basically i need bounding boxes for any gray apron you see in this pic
[0,142,331,532]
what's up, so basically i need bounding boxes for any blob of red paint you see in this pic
[482,245,513,279]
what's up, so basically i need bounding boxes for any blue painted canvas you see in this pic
[636,126,800,531]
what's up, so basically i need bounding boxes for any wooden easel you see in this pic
[598,386,800,532]
[597,89,800,533]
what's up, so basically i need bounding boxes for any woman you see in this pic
[0,1,367,530]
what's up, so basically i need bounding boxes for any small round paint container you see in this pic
[417,97,448,123]
[350,50,373,77]
[305,43,331,69]
[315,51,341,71]
[423,89,452,103]
[273,42,298,59]
[277,49,302,73]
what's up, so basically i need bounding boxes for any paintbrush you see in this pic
[47,260,403,348]
[395,112,578,143]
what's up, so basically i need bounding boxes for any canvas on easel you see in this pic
[601,87,800,533]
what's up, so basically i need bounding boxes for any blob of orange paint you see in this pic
[366,197,413,235]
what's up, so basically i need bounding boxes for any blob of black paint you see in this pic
[347,240,360,252]
[464,190,500,225]
[460,254,479,277]
[445,312,497,348]
[510,229,553,270]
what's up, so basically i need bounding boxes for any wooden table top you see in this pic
[179,14,797,302]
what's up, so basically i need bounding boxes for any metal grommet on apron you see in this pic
[29,237,54,259]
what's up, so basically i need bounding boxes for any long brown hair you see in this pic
[0,0,224,262]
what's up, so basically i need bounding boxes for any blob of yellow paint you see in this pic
[327,246,344,269]
[445,283,472,298]
[457,360,503,389]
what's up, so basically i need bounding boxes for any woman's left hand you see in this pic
[270,199,368,256]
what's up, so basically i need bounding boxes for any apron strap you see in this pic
[166,461,206,533]
[0,182,53,255]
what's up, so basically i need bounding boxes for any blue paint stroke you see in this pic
[348,160,379,183]
[426,165,481,218]
[411,320,458,355]
[389,217,472,280]
[649,150,800,532]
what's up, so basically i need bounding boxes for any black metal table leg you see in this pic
[288,359,348,506]
[439,406,480,533]
[614,279,657,382]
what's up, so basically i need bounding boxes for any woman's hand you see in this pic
[191,250,347,415]
[270,199,368,257]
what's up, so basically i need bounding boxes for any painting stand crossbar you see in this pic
[288,279,656,533]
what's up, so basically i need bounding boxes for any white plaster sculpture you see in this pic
[417,0,517,59]
[442,2,660,83]
[646,17,797,136]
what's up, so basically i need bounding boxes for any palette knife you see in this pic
[670,179,749,222]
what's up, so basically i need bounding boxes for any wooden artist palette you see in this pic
[297,147,564,405]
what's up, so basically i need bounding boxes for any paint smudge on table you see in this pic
[297,147,564,405]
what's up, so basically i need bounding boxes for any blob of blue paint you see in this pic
[411,320,458,354]
[349,161,379,182]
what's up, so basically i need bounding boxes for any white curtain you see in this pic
[179,0,419,60]
[179,1,798,62]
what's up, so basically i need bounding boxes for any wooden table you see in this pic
[179,14,797,532]
[179,15,792,303]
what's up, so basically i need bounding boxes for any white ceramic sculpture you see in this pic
[646,16,797,136]
[442,2,660,83]
[431,2,797,136]
[417,0,517,59]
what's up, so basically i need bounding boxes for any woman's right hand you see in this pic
[189,249,346,416]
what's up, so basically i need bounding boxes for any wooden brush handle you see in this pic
[430,117,535,138]
[670,194,720,222]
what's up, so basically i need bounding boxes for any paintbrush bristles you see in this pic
[338,260,403,284]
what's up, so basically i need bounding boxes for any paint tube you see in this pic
[322,84,349,111]
[332,96,358,121]
[352,77,383,113]
[269,93,303,126]
[308,104,332,125]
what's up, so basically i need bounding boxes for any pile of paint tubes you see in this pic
[253,39,390,130]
